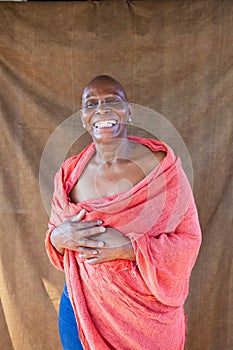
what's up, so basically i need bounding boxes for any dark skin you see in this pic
[50,76,165,264]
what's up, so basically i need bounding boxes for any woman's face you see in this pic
[81,80,131,144]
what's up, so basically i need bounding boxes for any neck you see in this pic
[94,137,132,165]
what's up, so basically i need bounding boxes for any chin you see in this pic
[91,126,127,144]
[93,134,124,145]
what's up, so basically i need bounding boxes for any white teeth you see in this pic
[94,120,117,128]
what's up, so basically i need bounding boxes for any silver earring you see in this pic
[128,118,132,123]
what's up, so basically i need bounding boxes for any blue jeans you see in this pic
[58,284,84,350]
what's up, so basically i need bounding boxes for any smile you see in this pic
[94,120,117,129]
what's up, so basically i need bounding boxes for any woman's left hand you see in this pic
[77,227,136,265]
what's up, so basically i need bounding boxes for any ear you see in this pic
[127,103,132,120]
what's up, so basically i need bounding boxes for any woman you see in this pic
[45,75,202,350]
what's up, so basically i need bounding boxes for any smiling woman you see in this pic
[45,75,202,350]
[80,76,131,143]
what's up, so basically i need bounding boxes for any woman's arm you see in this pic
[131,199,202,307]
[76,227,136,264]
[50,209,106,255]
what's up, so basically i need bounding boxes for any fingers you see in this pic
[78,225,106,236]
[55,210,107,252]
[84,254,110,265]
[84,258,100,265]
[69,211,104,235]
[70,209,102,224]
[77,247,99,259]
[70,209,86,222]
[76,237,105,248]
[74,220,103,230]
[68,226,106,244]
[63,237,105,251]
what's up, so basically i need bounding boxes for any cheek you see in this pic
[116,110,128,121]
[81,114,91,127]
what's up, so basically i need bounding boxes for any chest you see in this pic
[70,159,151,202]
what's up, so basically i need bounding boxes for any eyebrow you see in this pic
[84,93,125,101]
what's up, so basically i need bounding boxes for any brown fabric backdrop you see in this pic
[0,1,232,349]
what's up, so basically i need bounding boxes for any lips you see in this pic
[94,120,117,129]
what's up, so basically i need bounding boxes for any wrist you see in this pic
[123,242,136,261]
[50,229,65,255]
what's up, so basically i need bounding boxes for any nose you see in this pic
[95,101,110,114]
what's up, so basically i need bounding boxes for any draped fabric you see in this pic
[45,137,201,349]
[0,1,232,349]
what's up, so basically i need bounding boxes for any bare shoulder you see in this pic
[131,141,166,162]
[130,141,166,174]
[154,150,166,163]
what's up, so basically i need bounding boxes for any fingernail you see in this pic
[85,260,93,264]
[100,227,106,232]
[97,220,102,225]
[93,250,98,255]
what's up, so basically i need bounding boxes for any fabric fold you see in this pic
[45,137,201,350]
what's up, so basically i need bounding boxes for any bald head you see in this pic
[82,75,128,103]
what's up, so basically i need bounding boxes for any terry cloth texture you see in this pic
[45,137,202,350]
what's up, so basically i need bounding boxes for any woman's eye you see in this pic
[85,101,98,109]
[107,100,119,104]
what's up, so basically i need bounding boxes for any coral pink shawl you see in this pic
[45,137,201,350]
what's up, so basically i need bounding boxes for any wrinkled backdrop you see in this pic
[0,1,232,349]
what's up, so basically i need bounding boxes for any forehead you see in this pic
[82,81,127,101]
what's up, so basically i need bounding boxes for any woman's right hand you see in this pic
[50,209,106,255]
